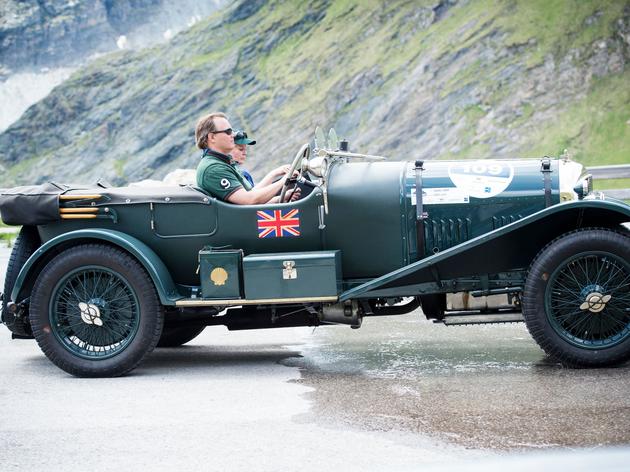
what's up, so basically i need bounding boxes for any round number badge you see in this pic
[448,160,514,199]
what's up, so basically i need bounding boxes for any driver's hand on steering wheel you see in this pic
[283,167,299,179]
[272,165,299,178]
[271,165,291,177]
[283,187,301,202]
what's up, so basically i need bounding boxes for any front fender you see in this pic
[12,229,182,305]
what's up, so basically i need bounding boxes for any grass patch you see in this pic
[593,178,630,191]
[0,232,17,247]
[0,154,46,186]
[523,71,630,166]
[496,0,624,66]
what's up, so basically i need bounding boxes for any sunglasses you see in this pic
[210,128,233,135]
[234,130,247,140]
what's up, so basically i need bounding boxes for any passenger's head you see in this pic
[195,112,234,155]
[232,130,256,164]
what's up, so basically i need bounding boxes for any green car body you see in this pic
[1,145,629,377]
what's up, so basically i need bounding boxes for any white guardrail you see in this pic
[586,164,630,200]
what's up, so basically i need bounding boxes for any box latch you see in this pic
[283,260,297,280]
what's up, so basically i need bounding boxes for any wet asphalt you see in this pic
[287,315,630,450]
[1,242,629,469]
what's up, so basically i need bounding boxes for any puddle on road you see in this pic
[295,314,546,379]
[287,313,630,451]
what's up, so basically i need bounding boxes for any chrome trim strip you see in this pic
[175,296,338,307]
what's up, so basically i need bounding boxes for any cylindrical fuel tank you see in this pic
[324,157,581,279]
[408,158,580,258]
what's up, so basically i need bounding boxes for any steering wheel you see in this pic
[280,143,310,202]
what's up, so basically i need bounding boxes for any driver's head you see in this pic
[195,112,235,155]
[232,130,256,164]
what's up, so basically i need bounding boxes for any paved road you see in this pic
[291,317,630,450]
[1,242,629,471]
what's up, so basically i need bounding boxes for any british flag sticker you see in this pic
[257,209,301,238]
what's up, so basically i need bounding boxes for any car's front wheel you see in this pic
[523,229,630,367]
[29,244,164,377]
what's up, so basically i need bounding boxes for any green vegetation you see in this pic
[0,0,628,185]
[0,232,17,247]
[498,0,626,66]
[0,221,19,247]
[524,71,630,166]
[593,178,630,191]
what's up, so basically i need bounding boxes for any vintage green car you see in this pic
[1,131,629,377]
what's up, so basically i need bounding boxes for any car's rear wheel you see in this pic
[157,323,205,347]
[523,229,630,367]
[2,225,40,337]
[29,244,164,377]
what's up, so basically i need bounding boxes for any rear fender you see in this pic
[11,229,182,305]
[340,199,630,300]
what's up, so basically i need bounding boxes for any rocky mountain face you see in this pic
[0,0,628,186]
[0,0,227,131]
[1,0,168,76]
[0,0,225,75]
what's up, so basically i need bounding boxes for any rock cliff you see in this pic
[0,0,225,74]
[0,0,628,186]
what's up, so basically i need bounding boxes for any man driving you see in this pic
[195,112,297,204]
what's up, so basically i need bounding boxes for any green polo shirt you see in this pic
[196,149,253,201]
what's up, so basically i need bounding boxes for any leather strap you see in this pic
[541,157,552,208]
[414,160,427,258]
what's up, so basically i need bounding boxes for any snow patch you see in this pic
[0,68,74,132]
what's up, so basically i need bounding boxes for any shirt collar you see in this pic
[202,148,233,164]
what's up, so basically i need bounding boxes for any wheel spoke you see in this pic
[91,269,104,300]
[546,249,630,347]
[554,307,584,321]
[574,257,590,286]
[50,266,141,359]
[553,275,580,293]
[551,298,581,308]
[566,262,586,290]
[564,312,591,333]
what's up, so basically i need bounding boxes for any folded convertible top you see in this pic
[0,183,211,226]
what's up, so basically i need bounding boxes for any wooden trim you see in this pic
[60,214,98,219]
[59,194,102,201]
[60,208,99,213]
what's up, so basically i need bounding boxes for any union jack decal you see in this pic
[257,209,300,238]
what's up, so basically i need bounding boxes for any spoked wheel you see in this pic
[30,244,164,377]
[523,229,630,367]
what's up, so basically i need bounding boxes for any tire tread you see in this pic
[523,228,630,368]
[29,244,164,377]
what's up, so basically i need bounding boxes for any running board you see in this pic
[175,295,338,307]
[437,312,524,326]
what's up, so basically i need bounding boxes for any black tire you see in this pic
[2,226,40,337]
[157,323,205,347]
[617,224,630,238]
[523,229,630,368]
[29,244,164,377]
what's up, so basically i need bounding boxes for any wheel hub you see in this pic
[78,302,104,326]
[579,291,612,313]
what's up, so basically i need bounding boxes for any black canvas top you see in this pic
[0,183,213,226]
